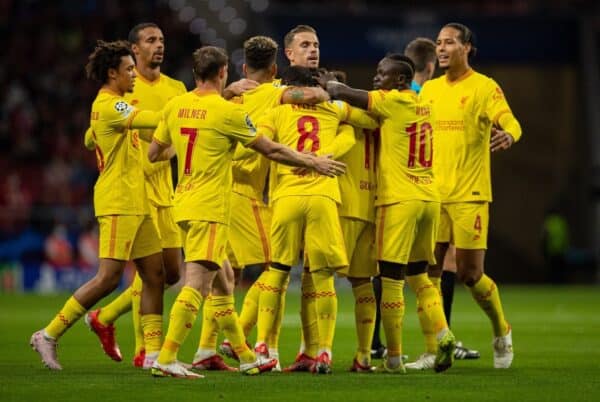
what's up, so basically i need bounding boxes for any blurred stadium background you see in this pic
[1,0,599,293]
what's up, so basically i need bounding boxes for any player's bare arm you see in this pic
[281,86,330,104]
[148,139,175,162]
[249,135,346,177]
[222,78,260,100]
[322,80,369,110]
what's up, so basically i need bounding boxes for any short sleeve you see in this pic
[223,105,258,146]
[367,90,392,118]
[255,108,277,141]
[107,98,137,129]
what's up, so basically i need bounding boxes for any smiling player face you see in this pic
[436,26,470,70]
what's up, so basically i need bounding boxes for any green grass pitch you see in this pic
[1,285,599,402]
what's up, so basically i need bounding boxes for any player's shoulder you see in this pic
[160,73,187,93]
[96,89,134,118]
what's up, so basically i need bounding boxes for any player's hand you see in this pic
[310,153,346,177]
[490,127,514,152]
[223,79,259,99]
[313,69,337,89]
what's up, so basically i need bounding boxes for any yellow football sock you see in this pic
[300,271,319,357]
[98,287,132,326]
[157,286,202,365]
[256,268,288,344]
[210,295,255,364]
[198,295,219,351]
[238,272,264,335]
[352,282,376,365]
[429,276,442,295]
[380,277,405,357]
[469,274,510,337]
[130,273,145,354]
[45,296,86,339]
[312,270,337,353]
[141,314,162,354]
[267,275,289,350]
[407,273,448,354]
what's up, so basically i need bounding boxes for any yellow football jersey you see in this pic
[337,127,377,223]
[90,89,149,216]
[124,71,186,207]
[230,81,286,201]
[420,69,518,202]
[368,89,439,205]
[258,101,377,204]
[153,89,258,224]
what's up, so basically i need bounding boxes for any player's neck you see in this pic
[136,64,161,82]
[195,80,221,94]
[102,83,124,97]
[246,70,273,84]
[413,72,428,86]
[445,64,471,82]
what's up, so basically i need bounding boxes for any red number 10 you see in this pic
[407,122,433,168]
[180,127,198,175]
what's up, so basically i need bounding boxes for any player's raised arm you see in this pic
[317,72,369,110]
[222,78,260,100]
[280,86,330,104]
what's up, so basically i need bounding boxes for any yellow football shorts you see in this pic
[179,220,228,266]
[271,195,348,271]
[376,200,440,265]
[149,204,182,249]
[436,201,489,249]
[337,218,378,278]
[98,215,162,261]
[227,192,272,268]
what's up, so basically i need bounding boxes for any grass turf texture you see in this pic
[1,285,599,402]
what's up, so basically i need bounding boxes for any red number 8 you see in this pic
[296,115,320,152]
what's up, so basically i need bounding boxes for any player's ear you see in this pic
[284,47,293,62]
[107,67,118,80]
[242,63,248,77]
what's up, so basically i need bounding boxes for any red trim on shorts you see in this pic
[109,216,118,258]
[377,207,387,260]
[251,200,270,262]
[207,223,217,261]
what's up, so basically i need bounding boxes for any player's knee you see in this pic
[457,266,482,287]
[378,261,405,280]
[164,269,180,287]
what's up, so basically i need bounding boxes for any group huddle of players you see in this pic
[30,21,521,379]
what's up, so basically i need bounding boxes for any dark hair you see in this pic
[128,22,160,44]
[85,40,134,83]
[443,22,478,59]
[284,24,317,48]
[192,46,228,81]
[281,66,318,86]
[404,37,436,73]
[244,36,278,70]
[385,53,415,82]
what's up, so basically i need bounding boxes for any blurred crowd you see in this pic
[0,0,198,270]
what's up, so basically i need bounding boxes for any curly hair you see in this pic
[85,40,133,83]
